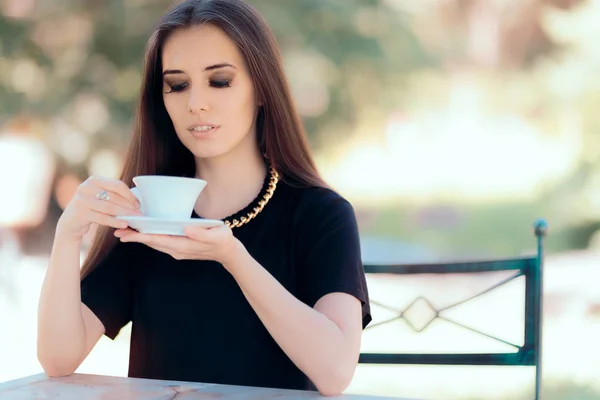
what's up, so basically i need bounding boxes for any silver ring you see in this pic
[96,190,110,201]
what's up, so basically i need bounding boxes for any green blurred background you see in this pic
[3,0,600,257]
[1,0,600,399]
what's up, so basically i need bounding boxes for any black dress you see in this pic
[81,174,372,391]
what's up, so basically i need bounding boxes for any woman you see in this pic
[37,0,371,396]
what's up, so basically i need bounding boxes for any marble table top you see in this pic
[0,373,418,399]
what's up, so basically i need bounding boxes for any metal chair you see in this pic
[359,219,548,400]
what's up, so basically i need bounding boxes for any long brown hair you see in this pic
[81,0,326,279]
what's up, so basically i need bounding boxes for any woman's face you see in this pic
[161,24,259,160]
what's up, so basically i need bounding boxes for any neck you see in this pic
[193,149,267,220]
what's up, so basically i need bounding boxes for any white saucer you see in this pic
[116,215,224,236]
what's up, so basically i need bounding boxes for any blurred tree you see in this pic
[1,0,583,164]
[411,0,587,69]
[1,0,597,253]
[0,0,433,171]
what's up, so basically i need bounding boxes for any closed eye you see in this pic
[164,78,232,93]
[210,79,231,89]
[165,82,188,94]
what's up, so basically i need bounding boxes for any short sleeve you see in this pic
[81,241,137,340]
[297,191,372,329]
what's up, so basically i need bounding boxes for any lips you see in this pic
[188,123,220,136]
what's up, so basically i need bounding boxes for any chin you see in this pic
[185,142,229,160]
[177,130,254,161]
[189,148,226,160]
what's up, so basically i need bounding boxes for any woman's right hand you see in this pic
[56,176,143,241]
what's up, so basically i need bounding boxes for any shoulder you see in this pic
[301,185,352,208]
[281,182,358,232]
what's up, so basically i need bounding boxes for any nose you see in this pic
[187,87,209,114]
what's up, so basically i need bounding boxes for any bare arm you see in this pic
[224,243,363,397]
[37,176,141,376]
[37,233,106,376]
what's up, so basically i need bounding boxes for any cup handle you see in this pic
[130,187,145,215]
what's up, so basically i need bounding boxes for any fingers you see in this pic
[89,190,141,214]
[184,226,206,240]
[85,209,129,229]
[80,176,142,218]
[88,196,143,217]
[84,176,140,209]
[115,231,218,261]
[118,233,195,253]
[185,225,228,241]
[122,233,172,247]
[113,228,134,236]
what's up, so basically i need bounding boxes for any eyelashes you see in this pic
[165,82,188,93]
[210,79,231,89]
[164,79,231,94]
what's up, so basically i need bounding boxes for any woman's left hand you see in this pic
[114,224,243,267]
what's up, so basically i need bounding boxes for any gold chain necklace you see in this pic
[224,166,279,229]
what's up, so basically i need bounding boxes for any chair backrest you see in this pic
[359,219,547,400]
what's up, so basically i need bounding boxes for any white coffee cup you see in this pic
[130,175,207,219]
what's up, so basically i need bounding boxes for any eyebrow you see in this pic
[162,63,237,77]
